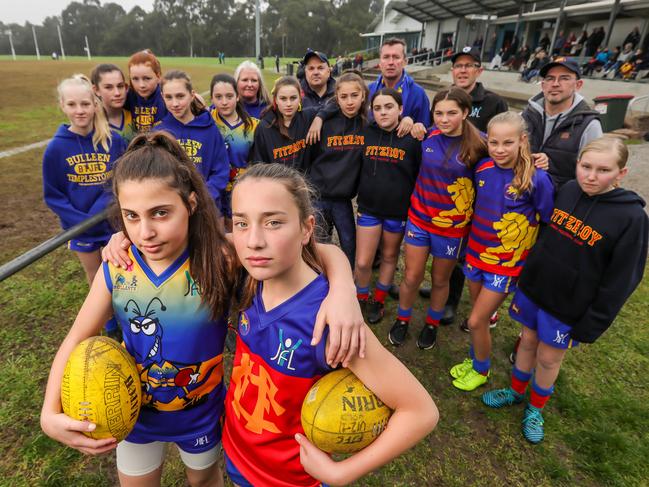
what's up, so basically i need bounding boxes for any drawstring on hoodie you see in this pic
[567,189,600,236]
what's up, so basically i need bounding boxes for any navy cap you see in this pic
[303,49,329,65]
[539,56,582,78]
[451,46,482,65]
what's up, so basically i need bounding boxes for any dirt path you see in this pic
[625,143,649,205]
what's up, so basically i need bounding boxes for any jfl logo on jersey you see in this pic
[270,329,302,371]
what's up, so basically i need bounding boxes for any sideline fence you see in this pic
[0,210,108,282]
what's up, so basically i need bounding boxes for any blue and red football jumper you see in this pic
[408,128,476,238]
[223,275,330,487]
[466,158,555,277]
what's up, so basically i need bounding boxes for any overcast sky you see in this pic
[2,0,155,25]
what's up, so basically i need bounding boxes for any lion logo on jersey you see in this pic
[432,177,475,228]
[479,212,539,267]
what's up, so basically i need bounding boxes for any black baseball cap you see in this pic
[451,46,482,65]
[539,56,582,79]
[303,49,329,65]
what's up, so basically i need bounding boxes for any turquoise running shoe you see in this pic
[482,387,524,408]
[522,405,545,444]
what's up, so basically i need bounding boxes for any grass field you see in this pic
[1,57,648,487]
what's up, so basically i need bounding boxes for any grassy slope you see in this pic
[0,58,647,486]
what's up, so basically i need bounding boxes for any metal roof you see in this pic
[389,0,592,23]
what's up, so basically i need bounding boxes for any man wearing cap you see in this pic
[451,46,508,132]
[417,46,509,325]
[301,49,336,110]
[369,37,431,136]
[522,57,602,189]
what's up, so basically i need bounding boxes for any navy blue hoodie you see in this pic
[518,180,648,343]
[155,110,230,210]
[42,125,126,241]
[125,85,167,133]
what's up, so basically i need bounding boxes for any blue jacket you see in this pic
[243,99,268,119]
[42,125,126,240]
[125,85,167,133]
[368,71,431,127]
[155,110,230,210]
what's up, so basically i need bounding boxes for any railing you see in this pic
[407,50,454,66]
[0,210,108,282]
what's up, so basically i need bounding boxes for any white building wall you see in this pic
[374,9,422,34]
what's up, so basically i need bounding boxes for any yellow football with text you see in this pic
[62,336,141,441]
[301,369,392,454]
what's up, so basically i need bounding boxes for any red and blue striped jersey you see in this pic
[223,274,330,487]
[408,128,476,237]
[466,158,555,276]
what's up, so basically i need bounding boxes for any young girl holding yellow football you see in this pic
[40,132,365,487]
[223,163,438,486]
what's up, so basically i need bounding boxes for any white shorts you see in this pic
[116,440,221,477]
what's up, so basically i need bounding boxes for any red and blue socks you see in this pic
[373,281,391,304]
[356,284,369,302]
[529,379,554,410]
[425,307,443,328]
[397,306,412,323]
[510,366,532,397]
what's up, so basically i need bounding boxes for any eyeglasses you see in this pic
[542,75,577,83]
[452,63,480,70]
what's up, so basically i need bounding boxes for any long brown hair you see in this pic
[264,76,302,139]
[162,70,206,117]
[233,163,322,311]
[487,111,535,195]
[210,73,255,136]
[111,131,236,320]
[335,70,369,123]
[431,87,486,168]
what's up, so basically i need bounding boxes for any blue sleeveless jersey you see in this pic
[103,245,227,444]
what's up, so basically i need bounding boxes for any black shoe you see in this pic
[388,284,400,300]
[418,286,431,299]
[440,304,456,326]
[388,320,409,346]
[358,298,368,315]
[416,325,438,350]
[459,318,470,333]
[366,299,385,324]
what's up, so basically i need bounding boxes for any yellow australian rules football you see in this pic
[61,336,141,441]
[301,368,392,454]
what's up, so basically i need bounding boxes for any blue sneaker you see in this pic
[522,405,545,444]
[482,387,524,408]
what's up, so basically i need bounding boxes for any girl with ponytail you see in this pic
[449,111,554,392]
[156,70,230,213]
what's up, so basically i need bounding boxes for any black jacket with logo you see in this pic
[467,82,508,132]
[309,109,365,200]
[518,180,648,343]
[357,122,422,220]
[250,108,317,172]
